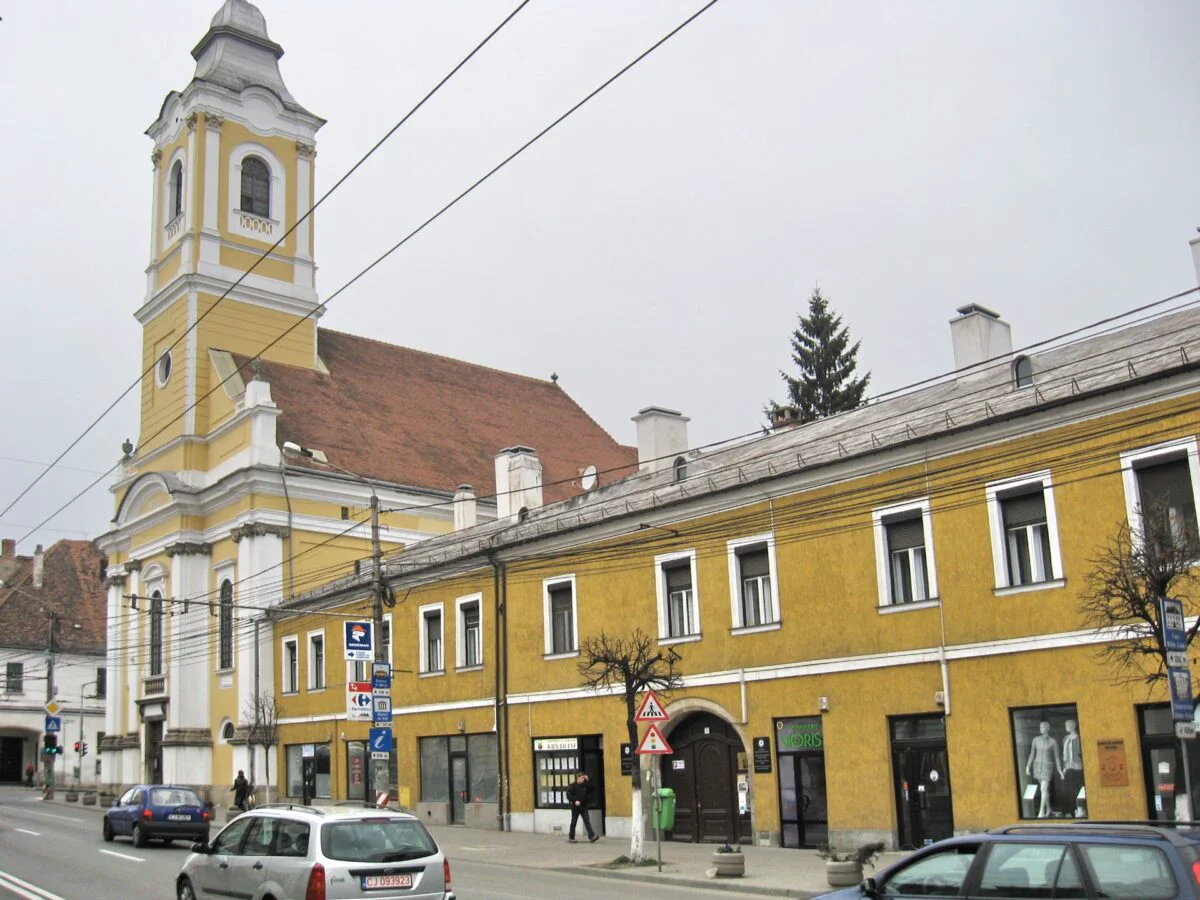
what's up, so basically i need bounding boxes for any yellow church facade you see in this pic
[273,278,1200,848]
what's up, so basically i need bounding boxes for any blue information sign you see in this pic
[344,621,373,661]
[1162,597,1188,653]
[44,716,61,734]
[369,727,393,754]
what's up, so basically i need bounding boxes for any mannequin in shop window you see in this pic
[1026,720,1064,817]
[1060,720,1084,817]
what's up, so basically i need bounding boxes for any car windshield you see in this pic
[150,788,203,807]
[321,819,437,862]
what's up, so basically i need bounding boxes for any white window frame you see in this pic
[455,593,484,671]
[419,602,445,676]
[542,575,579,659]
[872,498,939,609]
[727,533,781,633]
[307,629,326,691]
[986,471,1065,594]
[227,142,287,241]
[5,661,24,694]
[161,146,186,249]
[281,635,299,694]
[655,549,701,643]
[1121,437,1200,548]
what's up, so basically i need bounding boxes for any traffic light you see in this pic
[73,741,81,753]
[43,733,60,754]
[80,741,88,758]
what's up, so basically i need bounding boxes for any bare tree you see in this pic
[1078,503,1200,687]
[243,691,281,804]
[578,629,683,862]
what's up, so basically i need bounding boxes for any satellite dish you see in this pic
[580,465,598,491]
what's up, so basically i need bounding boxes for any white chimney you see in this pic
[632,407,690,475]
[1191,232,1200,288]
[453,484,478,531]
[950,304,1012,376]
[494,447,543,522]
[33,544,44,589]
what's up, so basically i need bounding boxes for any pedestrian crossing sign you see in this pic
[634,690,668,722]
[635,723,672,755]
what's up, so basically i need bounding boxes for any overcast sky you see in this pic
[1,0,1198,554]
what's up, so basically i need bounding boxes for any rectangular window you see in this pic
[1078,844,1177,899]
[544,578,577,656]
[5,662,23,694]
[419,605,444,674]
[285,744,331,799]
[96,667,106,699]
[456,595,482,670]
[727,534,780,630]
[977,843,1079,897]
[1002,490,1053,585]
[282,638,299,693]
[1137,458,1198,547]
[655,551,700,640]
[533,738,581,809]
[873,500,938,607]
[308,633,325,690]
[1010,704,1087,820]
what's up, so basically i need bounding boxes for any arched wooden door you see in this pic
[660,712,750,844]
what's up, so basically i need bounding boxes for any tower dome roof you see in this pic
[208,0,271,41]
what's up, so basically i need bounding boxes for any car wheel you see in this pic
[102,818,114,842]
[176,877,197,900]
[132,823,147,848]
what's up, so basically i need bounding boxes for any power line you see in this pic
[0,0,532,524]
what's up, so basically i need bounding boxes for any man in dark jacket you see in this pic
[232,770,250,811]
[566,772,598,842]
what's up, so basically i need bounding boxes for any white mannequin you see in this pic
[1025,720,1063,818]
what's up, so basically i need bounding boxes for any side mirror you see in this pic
[861,876,880,897]
[190,841,211,854]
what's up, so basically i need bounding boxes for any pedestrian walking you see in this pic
[566,771,598,843]
[24,762,34,788]
[232,770,250,811]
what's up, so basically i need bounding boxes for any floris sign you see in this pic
[776,717,823,751]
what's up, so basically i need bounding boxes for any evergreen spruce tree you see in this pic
[773,287,870,424]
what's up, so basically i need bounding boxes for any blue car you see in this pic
[818,822,1200,899]
[103,784,211,848]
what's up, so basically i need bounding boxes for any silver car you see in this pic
[176,804,456,900]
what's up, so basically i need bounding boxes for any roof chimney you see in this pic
[1,539,13,558]
[32,544,44,589]
[495,447,543,522]
[632,407,690,475]
[950,304,1012,376]
[453,485,478,532]
[769,405,802,430]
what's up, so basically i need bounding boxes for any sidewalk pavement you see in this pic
[36,789,903,898]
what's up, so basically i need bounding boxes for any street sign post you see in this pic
[635,690,669,722]
[344,622,374,661]
[635,723,672,755]
[372,695,392,724]
[44,716,61,734]
[369,727,393,755]
[1161,598,1193,722]
[346,682,373,722]
[44,701,61,717]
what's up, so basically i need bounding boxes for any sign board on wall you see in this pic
[753,736,772,773]
[533,737,578,753]
[1097,739,1129,787]
[776,717,824,751]
[620,743,633,776]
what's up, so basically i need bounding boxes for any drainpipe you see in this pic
[251,618,260,788]
[278,459,296,599]
[739,668,748,725]
[490,556,510,831]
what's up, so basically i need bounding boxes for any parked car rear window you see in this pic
[321,818,438,863]
[976,842,1083,898]
[150,788,203,807]
[883,845,977,897]
[1078,843,1178,899]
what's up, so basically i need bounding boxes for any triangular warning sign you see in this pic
[635,690,669,722]
[635,723,673,755]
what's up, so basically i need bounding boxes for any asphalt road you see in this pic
[0,787,764,900]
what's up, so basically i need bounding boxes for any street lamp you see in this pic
[281,441,387,807]
[78,679,99,787]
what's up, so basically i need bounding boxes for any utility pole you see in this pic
[370,491,388,808]
[45,613,56,798]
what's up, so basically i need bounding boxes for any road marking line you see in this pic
[0,870,67,900]
[97,848,145,863]
[7,808,83,823]
[14,828,41,836]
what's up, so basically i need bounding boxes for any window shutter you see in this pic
[1137,459,1193,510]
[1001,490,1047,528]
[665,562,692,591]
[738,548,769,578]
[887,517,925,551]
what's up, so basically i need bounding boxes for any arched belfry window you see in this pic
[170,161,184,221]
[218,579,234,670]
[240,156,271,218]
[1013,355,1034,389]
[150,591,164,677]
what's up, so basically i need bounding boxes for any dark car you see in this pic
[818,822,1200,899]
[103,784,211,848]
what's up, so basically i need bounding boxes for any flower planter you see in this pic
[826,860,863,888]
[711,850,745,877]
[82,793,97,806]
[99,792,116,808]
[64,791,79,803]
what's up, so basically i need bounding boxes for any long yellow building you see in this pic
[275,271,1200,849]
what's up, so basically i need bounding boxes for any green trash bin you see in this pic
[653,788,676,831]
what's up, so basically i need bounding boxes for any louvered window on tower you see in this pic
[240,156,271,217]
[149,592,165,677]
[1001,490,1052,585]
[170,160,184,220]
[218,579,234,670]
[886,516,929,604]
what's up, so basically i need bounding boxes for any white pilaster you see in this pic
[203,117,220,231]
[236,531,283,720]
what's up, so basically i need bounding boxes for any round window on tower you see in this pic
[156,350,173,387]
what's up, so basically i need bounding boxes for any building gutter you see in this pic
[490,556,510,831]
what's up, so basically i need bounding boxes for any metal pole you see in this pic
[78,683,84,788]
[1182,738,1194,822]
[370,491,387,809]
[45,613,55,798]
[655,768,662,872]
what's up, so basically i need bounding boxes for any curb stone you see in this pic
[564,864,822,899]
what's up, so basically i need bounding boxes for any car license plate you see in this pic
[361,874,413,889]
[168,814,191,821]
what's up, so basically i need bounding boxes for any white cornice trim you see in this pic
[136,270,319,326]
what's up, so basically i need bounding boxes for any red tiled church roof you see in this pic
[249,329,638,503]
[0,539,107,654]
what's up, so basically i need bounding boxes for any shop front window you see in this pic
[285,743,331,800]
[1010,704,1086,819]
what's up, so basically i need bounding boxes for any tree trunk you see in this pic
[264,747,271,805]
